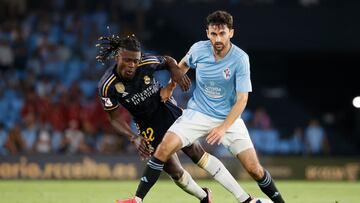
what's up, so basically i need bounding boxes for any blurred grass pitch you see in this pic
[0,180,359,203]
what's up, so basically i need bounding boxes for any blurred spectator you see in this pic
[252,107,272,130]
[289,127,304,154]
[0,36,14,71]
[249,107,280,154]
[62,119,90,154]
[21,112,38,152]
[98,131,122,154]
[5,125,26,154]
[304,119,330,155]
[35,126,51,153]
[278,127,304,155]
[0,123,8,155]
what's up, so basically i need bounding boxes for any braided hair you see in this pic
[96,33,141,64]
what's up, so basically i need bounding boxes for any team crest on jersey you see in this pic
[144,75,151,84]
[115,82,125,93]
[223,67,231,80]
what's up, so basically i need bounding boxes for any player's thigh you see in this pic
[181,141,206,163]
[221,118,254,155]
[163,153,184,180]
[167,109,211,148]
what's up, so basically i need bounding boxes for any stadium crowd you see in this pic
[0,0,330,156]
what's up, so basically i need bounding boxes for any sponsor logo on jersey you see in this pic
[202,81,225,99]
[144,75,151,84]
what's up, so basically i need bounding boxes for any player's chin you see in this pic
[124,73,135,80]
[123,75,134,81]
[214,46,224,52]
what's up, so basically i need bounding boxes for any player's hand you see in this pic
[206,125,226,145]
[172,72,191,92]
[132,136,151,160]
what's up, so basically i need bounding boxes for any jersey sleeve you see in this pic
[235,54,252,93]
[185,42,202,69]
[98,79,120,111]
[138,55,166,71]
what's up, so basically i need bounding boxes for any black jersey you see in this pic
[98,55,182,150]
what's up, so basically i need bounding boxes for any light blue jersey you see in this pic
[185,40,252,119]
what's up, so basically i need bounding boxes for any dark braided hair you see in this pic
[95,33,141,64]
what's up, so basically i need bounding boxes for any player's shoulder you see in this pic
[191,40,212,51]
[138,54,162,67]
[98,65,118,97]
[231,43,249,59]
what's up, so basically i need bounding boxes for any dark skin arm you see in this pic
[160,79,177,102]
[164,56,191,92]
[107,108,151,160]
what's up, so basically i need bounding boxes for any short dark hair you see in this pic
[96,34,141,64]
[206,10,233,29]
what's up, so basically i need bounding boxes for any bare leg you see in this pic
[237,148,285,203]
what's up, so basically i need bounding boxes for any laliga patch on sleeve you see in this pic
[101,97,113,107]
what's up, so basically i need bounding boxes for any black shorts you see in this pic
[135,101,182,152]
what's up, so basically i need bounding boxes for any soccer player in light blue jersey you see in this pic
[119,10,285,203]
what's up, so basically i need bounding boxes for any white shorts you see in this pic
[168,109,254,155]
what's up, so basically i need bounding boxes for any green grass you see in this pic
[0,180,359,203]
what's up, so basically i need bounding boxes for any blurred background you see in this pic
[0,0,359,181]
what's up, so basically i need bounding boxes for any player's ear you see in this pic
[229,29,234,39]
[206,29,210,39]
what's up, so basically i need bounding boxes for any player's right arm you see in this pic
[98,73,150,159]
[106,109,151,159]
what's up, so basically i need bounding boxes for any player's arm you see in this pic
[107,108,151,159]
[206,92,248,145]
[164,55,191,92]
[160,79,177,102]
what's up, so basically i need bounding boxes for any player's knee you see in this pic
[181,143,204,163]
[154,143,172,161]
[245,163,264,180]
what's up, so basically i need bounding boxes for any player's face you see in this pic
[206,24,234,54]
[116,49,141,80]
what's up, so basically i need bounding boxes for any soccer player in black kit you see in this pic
[97,35,253,203]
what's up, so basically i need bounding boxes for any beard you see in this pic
[213,42,225,53]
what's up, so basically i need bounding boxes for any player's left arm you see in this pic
[206,92,248,145]
[164,55,191,92]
